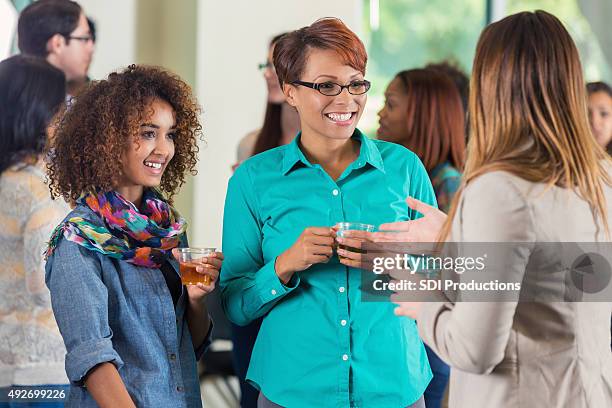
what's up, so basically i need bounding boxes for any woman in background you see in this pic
[425,61,469,119]
[231,32,301,408]
[587,81,612,155]
[587,81,612,350]
[233,33,300,169]
[377,68,465,213]
[0,55,69,407]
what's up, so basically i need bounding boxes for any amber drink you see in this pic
[177,248,216,285]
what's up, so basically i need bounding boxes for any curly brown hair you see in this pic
[47,64,202,204]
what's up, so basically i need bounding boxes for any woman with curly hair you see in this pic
[44,65,221,408]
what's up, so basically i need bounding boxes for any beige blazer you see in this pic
[419,170,612,408]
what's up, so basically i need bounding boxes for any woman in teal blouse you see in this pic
[221,18,435,408]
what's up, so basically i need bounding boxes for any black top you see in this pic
[160,260,182,307]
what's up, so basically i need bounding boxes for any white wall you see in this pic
[489,0,507,22]
[134,0,198,241]
[78,0,137,79]
[194,0,363,247]
[0,0,17,59]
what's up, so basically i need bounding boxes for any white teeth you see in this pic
[326,112,352,122]
[144,162,162,169]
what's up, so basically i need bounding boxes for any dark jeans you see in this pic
[231,318,263,408]
[423,345,450,408]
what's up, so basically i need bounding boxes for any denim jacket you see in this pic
[45,204,212,407]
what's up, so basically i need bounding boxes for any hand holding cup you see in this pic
[173,248,224,302]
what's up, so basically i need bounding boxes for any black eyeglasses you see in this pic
[67,35,94,43]
[258,61,272,71]
[291,80,371,96]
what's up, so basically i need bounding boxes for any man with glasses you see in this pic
[17,0,94,96]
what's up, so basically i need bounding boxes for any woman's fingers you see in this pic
[207,267,220,280]
[311,254,332,265]
[406,196,437,216]
[194,281,216,293]
[337,248,375,270]
[391,301,421,319]
[195,263,220,280]
[305,240,332,254]
[193,251,224,273]
[211,251,224,261]
[335,236,364,251]
[339,257,362,269]
[308,235,335,246]
[185,281,216,299]
[336,247,361,261]
[370,230,418,242]
[307,227,334,236]
[199,257,223,269]
[378,220,412,232]
[394,306,414,318]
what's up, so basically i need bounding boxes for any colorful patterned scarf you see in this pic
[46,189,186,268]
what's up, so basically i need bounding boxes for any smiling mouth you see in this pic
[144,160,164,170]
[325,112,356,123]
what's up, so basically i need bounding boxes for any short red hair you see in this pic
[273,18,367,87]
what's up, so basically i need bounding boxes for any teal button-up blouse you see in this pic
[221,130,435,407]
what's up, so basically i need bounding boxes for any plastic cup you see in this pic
[336,222,376,258]
[176,247,216,286]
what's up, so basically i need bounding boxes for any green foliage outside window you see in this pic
[360,0,486,135]
[360,0,610,136]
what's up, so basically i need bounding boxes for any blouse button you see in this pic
[271,289,277,296]
[332,189,339,196]
[339,286,345,293]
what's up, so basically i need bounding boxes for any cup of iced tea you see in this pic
[176,248,216,286]
[336,222,376,259]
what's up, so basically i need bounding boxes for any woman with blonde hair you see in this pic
[383,10,612,408]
